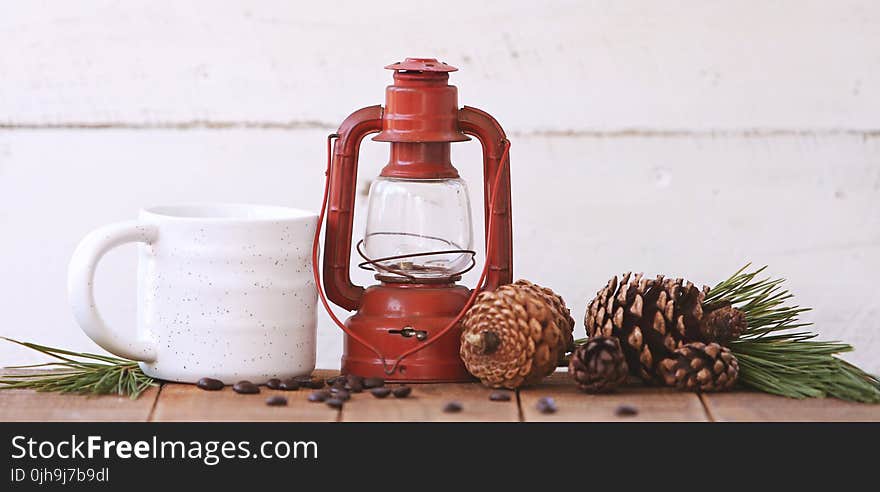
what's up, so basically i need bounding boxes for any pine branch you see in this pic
[0,338,156,399]
[708,265,880,403]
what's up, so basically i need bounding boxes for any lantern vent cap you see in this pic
[385,58,458,73]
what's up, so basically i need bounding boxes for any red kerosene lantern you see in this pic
[313,58,512,381]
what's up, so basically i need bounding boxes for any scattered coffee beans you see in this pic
[615,404,639,417]
[233,381,260,394]
[443,401,463,413]
[363,377,385,389]
[307,391,329,402]
[279,378,300,391]
[536,397,557,414]
[489,391,512,402]
[326,398,345,409]
[196,377,224,391]
[370,387,392,398]
[307,379,326,389]
[332,389,351,401]
[392,386,412,398]
[265,378,282,390]
[265,395,288,406]
[325,376,342,386]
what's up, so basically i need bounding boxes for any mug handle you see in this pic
[67,221,159,362]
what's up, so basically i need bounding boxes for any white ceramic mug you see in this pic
[67,203,318,384]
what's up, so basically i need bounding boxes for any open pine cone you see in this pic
[659,342,739,392]
[585,273,747,382]
[568,336,629,393]
[512,279,575,358]
[460,281,568,389]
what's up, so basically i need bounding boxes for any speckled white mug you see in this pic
[68,203,318,384]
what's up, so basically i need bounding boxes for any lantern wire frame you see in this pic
[355,232,477,281]
[312,133,511,375]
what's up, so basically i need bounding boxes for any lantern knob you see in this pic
[385,58,458,73]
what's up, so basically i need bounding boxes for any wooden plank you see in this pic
[340,382,520,422]
[519,372,709,422]
[0,370,160,422]
[3,2,880,129]
[701,392,880,422]
[151,370,340,422]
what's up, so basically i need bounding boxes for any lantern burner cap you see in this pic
[385,58,458,73]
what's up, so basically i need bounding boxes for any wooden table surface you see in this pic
[2,370,879,422]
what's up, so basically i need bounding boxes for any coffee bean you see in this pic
[332,389,351,401]
[233,381,260,394]
[443,401,463,413]
[363,377,385,389]
[326,398,345,409]
[392,386,412,398]
[347,380,364,393]
[307,391,329,402]
[293,375,323,389]
[615,404,639,417]
[489,391,512,402]
[265,395,288,406]
[196,377,224,391]
[346,374,364,385]
[326,376,344,386]
[370,387,392,398]
[279,378,300,391]
[265,378,282,390]
[536,397,557,414]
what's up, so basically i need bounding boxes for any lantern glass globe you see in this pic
[363,177,474,279]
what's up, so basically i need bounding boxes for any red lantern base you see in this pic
[341,282,475,382]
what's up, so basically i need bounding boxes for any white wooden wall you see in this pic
[1,1,878,372]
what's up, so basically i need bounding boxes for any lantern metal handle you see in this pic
[313,132,512,376]
[458,106,513,290]
[321,105,383,311]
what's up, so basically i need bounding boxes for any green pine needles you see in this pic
[0,338,156,399]
[707,265,880,403]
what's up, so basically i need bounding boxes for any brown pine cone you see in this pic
[698,303,747,344]
[658,342,739,392]
[568,336,629,393]
[585,273,746,382]
[513,279,575,357]
[460,283,566,389]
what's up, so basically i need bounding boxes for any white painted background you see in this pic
[1,1,878,372]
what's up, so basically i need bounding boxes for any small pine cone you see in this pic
[513,279,575,356]
[659,342,739,392]
[699,304,747,344]
[461,283,566,389]
[568,336,629,393]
